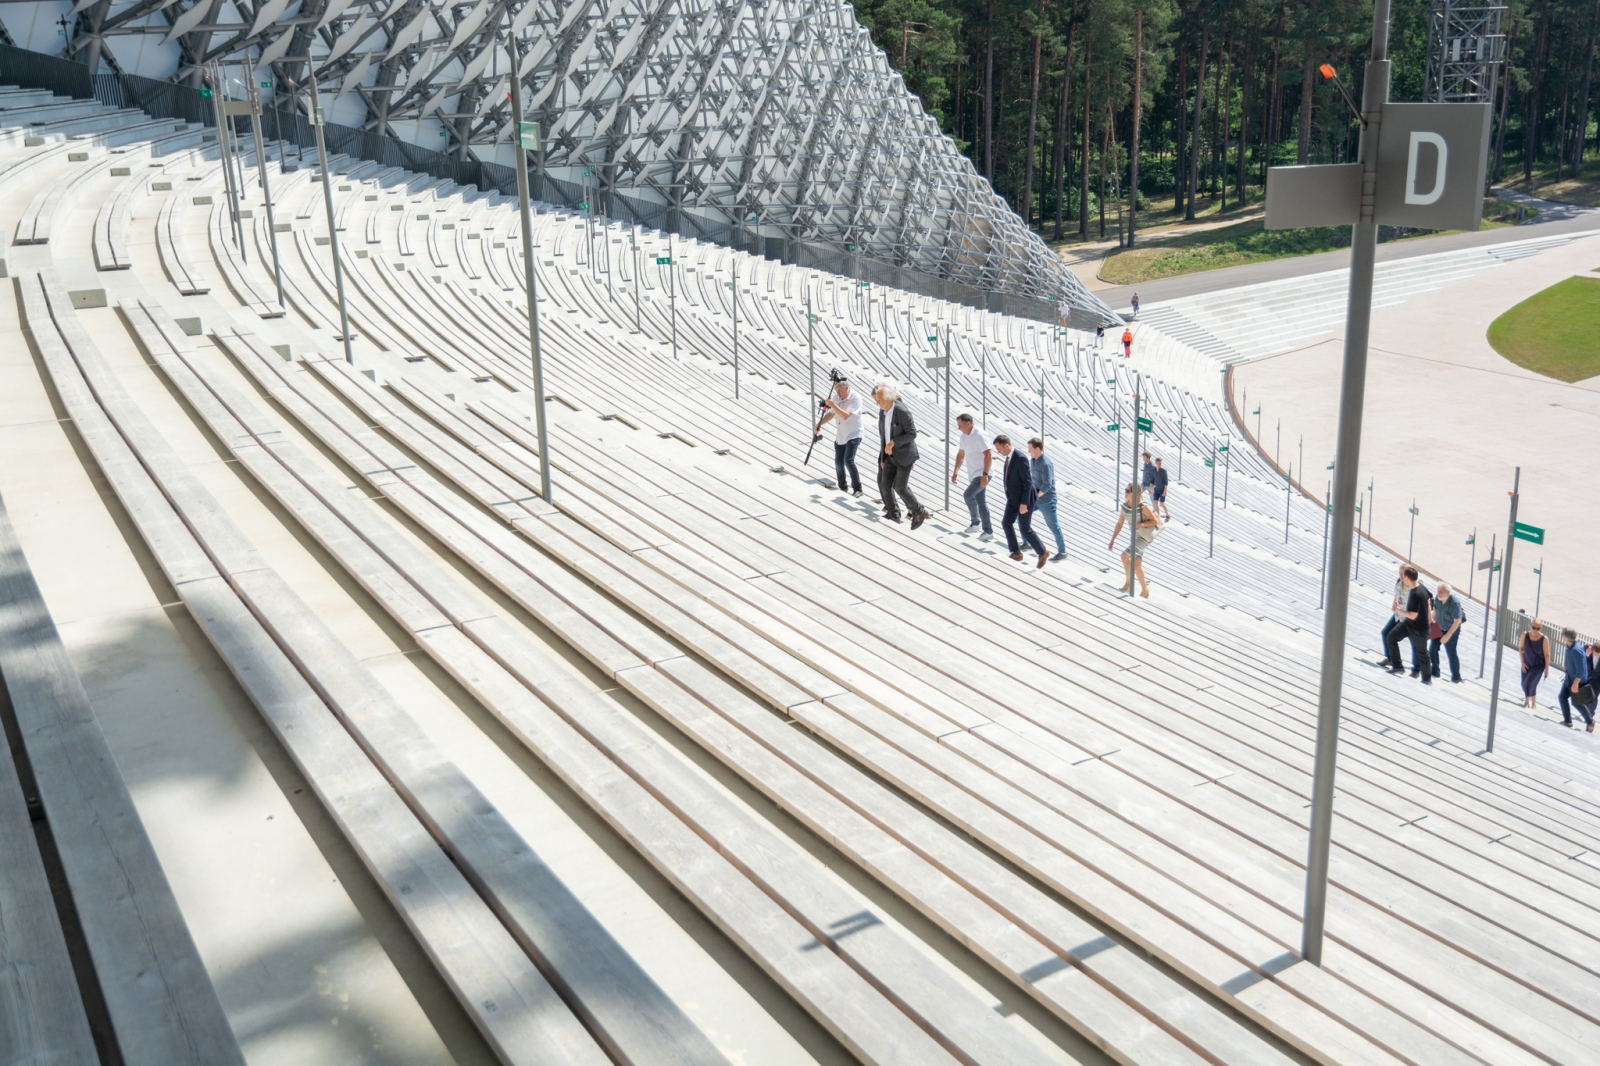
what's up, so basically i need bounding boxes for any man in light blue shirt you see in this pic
[1027,438,1066,561]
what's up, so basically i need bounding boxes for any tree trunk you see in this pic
[985,0,996,181]
[1495,18,1518,181]
[1022,23,1044,225]
[1187,26,1208,219]
[1210,35,1226,197]
[1220,34,1233,209]
[1526,1,1551,178]
[1053,29,1073,239]
[1575,2,1598,173]
[1174,48,1187,212]
[1080,51,1092,237]
[1297,49,1314,164]
[1100,90,1110,239]
[1237,35,1251,204]
[1129,8,1143,245]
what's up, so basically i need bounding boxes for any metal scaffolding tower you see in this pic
[1426,0,1507,103]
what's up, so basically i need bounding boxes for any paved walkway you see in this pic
[1096,200,1600,308]
[1229,233,1600,631]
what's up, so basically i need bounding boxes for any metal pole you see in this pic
[907,305,913,381]
[806,289,815,416]
[1039,370,1046,443]
[246,79,284,307]
[1479,533,1497,678]
[669,233,678,360]
[1208,443,1217,558]
[308,73,353,365]
[1303,0,1392,967]
[1129,374,1142,596]
[631,223,641,332]
[1320,480,1331,608]
[944,330,952,513]
[981,355,987,429]
[1467,528,1477,602]
[731,260,739,399]
[1285,465,1293,543]
[1223,440,1231,505]
[1487,467,1521,751]
[207,65,244,257]
[1535,556,1543,616]
[1178,412,1184,482]
[1408,498,1417,559]
[507,28,550,502]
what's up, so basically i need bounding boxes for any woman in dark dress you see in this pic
[1521,619,1551,709]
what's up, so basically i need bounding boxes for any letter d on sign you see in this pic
[1405,132,1448,205]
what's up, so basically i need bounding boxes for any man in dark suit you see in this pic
[994,435,1049,567]
[874,386,928,529]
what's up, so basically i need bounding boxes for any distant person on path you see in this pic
[1122,327,1133,358]
[1428,584,1465,683]
[1383,567,1432,685]
[1108,483,1159,597]
[995,435,1049,567]
[875,386,928,529]
[1151,457,1170,520]
[1131,293,1140,318]
[1558,628,1593,731]
[1096,323,1105,349]
[1519,619,1552,709]
[815,375,863,497]
[1027,438,1066,561]
[951,413,993,539]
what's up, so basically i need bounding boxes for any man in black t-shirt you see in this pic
[1383,567,1433,686]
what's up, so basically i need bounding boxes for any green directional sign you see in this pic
[1533,566,1542,575]
[1204,459,1214,468]
[808,314,819,323]
[314,106,325,126]
[1106,378,1116,385]
[1105,422,1119,432]
[1218,444,1229,452]
[1513,521,1544,544]
[926,335,937,342]
[517,121,538,150]
[260,80,272,89]
[1136,416,1153,432]
[1252,406,1261,415]
[1466,534,1475,545]
[579,202,589,210]
[200,88,214,99]
[656,256,671,265]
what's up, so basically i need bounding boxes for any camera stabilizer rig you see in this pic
[804,368,849,466]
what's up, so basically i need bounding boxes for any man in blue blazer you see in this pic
[994,435,1049,567]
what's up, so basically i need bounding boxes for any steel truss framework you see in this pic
[1425,0,1506,103]
[53,0,1110,321]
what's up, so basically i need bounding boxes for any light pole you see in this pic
[307,71,352,364]
[1478,533,1498,679]
[1320,479,1331,608]
[506,27,550,502]
[1207,444,1217,558]
[1303,0,1393,967]
[729,259,739,399]
[1486,467,1522,752]
[245,74,283,307]
[631,223,641,332]
[1408,498,1419,559]
[1466,529,1478,601]
[1534,558,1543,616]
[1128,374,1143,597]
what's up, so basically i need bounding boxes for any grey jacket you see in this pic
[878,403,920,467]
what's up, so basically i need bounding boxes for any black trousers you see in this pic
[1384,625,1430,683]
[1003,501,1045,556]
[879,455,922,519]
[1559,680,1595,726]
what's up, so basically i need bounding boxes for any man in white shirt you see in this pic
[950,413,993,538]
[815,375,864,496]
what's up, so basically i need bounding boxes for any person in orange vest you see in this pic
[1121,326,1133,357]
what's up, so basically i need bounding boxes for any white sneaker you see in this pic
[978,532,994,541]
[963,523,981,534]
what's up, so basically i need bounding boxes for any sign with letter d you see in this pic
[1374,103,1492,231]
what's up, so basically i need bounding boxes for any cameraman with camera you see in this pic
[812,370,864,497]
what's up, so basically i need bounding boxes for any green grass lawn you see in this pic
[1487,275,1600,382]
[1097,198,1532,285]
[1099,219,1350,284]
